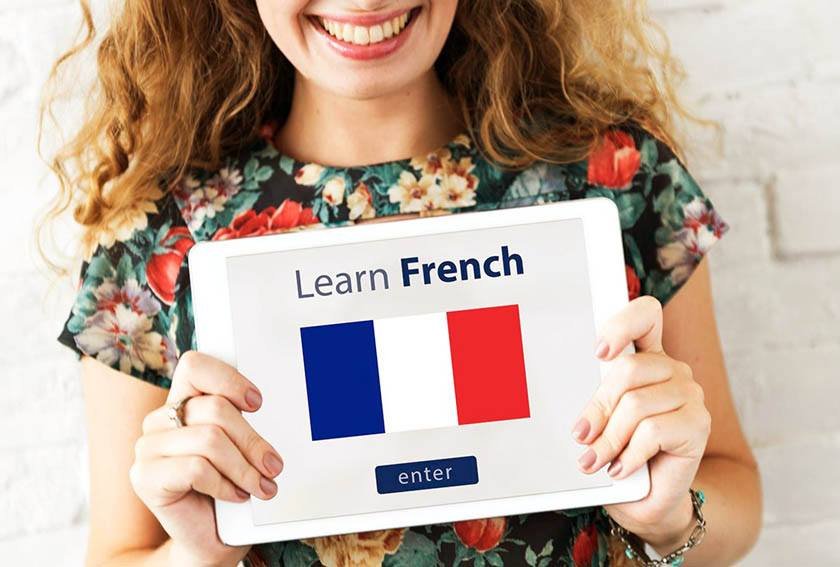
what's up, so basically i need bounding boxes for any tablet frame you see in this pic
[188,197,649,546]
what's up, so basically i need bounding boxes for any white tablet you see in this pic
[188,197,649,546]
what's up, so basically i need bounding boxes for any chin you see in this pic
[315,69,425,101]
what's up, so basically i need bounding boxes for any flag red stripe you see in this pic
[447,305,530,425]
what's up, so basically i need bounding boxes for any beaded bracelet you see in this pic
[607,488,707,567]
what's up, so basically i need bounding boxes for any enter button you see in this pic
[375,456,479,494]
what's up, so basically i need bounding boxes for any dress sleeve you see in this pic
[57,191,196,389]
[584,125,729,305]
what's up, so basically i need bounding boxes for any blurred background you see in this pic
[1,0,838,564]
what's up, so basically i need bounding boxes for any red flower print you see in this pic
[212,199,319,241]
[453,517,506,553]
[625,265,641,300]
[572,524,598,567]
[147,226,194,305]
[587,130,642,189]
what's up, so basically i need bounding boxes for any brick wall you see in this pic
[1,0,837,564]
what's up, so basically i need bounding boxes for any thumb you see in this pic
[595,296,663,359]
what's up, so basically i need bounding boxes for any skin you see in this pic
[78,1,762,566]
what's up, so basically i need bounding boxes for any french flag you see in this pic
[300,305,530,441]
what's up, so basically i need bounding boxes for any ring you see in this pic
[166,396,192,428]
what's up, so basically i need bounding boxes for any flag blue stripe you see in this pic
[300,320,385,441]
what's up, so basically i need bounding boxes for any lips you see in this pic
[307,7,421,61]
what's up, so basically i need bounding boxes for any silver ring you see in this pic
[166,396,192,428]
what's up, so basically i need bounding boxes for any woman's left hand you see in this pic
[572,296,712,550]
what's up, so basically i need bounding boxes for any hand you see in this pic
[129,351,284,567]
[571,296,711,550]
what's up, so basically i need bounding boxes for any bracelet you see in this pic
[607,488,707,567]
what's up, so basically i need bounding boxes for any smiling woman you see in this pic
[41,0,761,566]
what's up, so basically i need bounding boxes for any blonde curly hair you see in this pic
[40,0,699,263]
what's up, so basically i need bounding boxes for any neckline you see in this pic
[270,129,476,171]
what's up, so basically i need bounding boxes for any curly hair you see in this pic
[40,0,700,261]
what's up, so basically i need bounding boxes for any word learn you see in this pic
[295,245,525,299]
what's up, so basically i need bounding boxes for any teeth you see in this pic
[318,9,412,45]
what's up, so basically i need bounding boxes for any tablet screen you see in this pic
[225,218,612,526]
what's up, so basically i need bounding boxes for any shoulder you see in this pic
[59,186,197,388]
[585,123,728,304]
[509,123,728,305]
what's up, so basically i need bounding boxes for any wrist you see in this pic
[167,540,242,567]
[634,491,695,553]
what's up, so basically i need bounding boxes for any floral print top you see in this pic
[58,123,727,567]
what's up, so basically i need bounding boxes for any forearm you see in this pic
[650,455,762,566]
[90,538,242,567]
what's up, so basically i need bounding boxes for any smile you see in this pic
[308,7,421,60]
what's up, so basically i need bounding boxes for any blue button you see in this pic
[375,456,479,494]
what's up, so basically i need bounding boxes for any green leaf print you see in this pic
[279,154,296,176]
[86,254,113,280]
[623,233,646,278]
[539,539,554,557]
[210,190,261,235]
[616,192,646,229]
[500,166,545,207]
[525,545,538,566]
[484,551,504,566]
[645,270,675,300]
[115,254,134,286]
[367,163,407,191]
[382,531,438,567]
[75,289,97,315]
[244,157,259,180]
[280,540,319,566]
[639,137,659,172]
[453,543,472,565]
[255,165,274,182]
[69,313,90,336]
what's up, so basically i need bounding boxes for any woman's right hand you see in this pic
[129,351,284,567]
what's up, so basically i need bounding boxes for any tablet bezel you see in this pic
[188,197,649,546]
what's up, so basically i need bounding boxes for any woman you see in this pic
[45,0,761,565]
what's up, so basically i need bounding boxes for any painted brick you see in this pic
[772,165,840,257]
[742,519,840,566]
[0,0,839,563]
[755,435,840,527]
[726,345,840,447]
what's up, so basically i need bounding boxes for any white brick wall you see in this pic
[1,0,837,564]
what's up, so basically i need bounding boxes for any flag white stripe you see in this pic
[374,312,458,433]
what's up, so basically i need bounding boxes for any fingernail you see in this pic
[260,476,277,497]
[264,451,284,477]
[594,339,609,359]
[578,448,596,470]
[572,418,590,442]
[607,460,623,477]
[234,486,249,500]
[245,388,262,410]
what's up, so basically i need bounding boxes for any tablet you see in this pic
[188,197,649,546]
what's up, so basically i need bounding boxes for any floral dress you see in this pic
[58,123,727,567]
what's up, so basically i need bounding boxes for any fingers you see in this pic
[135,424,278,500]
[604,402,711,480]
[576,378,695,474]
[595,295,663,359]
[143,394,284,479]
[572,353,684,445]
[168,351,262,413]
[130,455,249,506]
